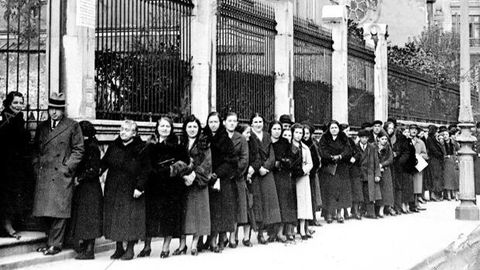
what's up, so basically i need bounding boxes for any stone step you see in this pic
[0,237,116,270]
[0,232,46,258]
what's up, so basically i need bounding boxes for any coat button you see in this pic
[52,179,54,182]
[55,168,58,171]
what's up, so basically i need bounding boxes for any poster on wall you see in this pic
[76,0,96,28]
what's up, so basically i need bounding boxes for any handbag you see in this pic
[324,163,337,176]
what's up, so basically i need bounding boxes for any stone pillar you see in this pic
[322,2,349,123]
[363,23,388,122]
[47,0,96,120]
[456,0,479,220]
[191,0,217,123]
[274,0,294,121]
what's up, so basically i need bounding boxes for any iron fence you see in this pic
[348,42,375,127]
[95,0,193,122]
[0,0,47,126]
[293,17,332,126]
[388,65,461,124]
[216,0,276,121]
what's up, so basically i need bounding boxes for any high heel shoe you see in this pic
[191,249,198,256]
[257,234,268,245]
[160,251,170,258]
[209,245,221,253]
[242,239,253,247]
[300,235,309,240]
[7,231,21,240]
[172,246,187,256]
[137,248,151,258]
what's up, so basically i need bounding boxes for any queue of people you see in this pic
[0,92,464,261]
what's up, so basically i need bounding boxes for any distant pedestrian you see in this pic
[71,121,103,260]
[425,126,445,202]
[440,127,459,201]
[0,92,31,240]
[32,92,84,256]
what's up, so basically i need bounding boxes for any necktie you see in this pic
[52,120,57,129]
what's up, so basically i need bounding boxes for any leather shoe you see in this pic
[44,246,62,256]
[242,239,253,247]
[417,206,426,211]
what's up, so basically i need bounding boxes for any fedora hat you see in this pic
[48,92,66,108]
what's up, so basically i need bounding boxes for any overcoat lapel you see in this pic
[44,119,70,146]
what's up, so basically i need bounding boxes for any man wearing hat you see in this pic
[279,114,293,131]
[32,92,84,255]
[368,120,383,143]
[409,124,427,212]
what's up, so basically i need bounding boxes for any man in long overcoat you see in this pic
[32,92,84,255]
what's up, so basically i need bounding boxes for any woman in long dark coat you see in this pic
[204,112,238,253]
[71,121,103,260]
[303,124,322,226]
[441,128,459,200]
[389,125,417,214]
[318,120,352,223]
[224,112,249,248]
[0,92,30,239]
[139,116,190,259]
[236,124,259,247]
[250,113,282,244]
[101,120,150,260]
[175,115,212,256]
[425,126,445,201]
[270,121,296,242]
[377,130,395,217]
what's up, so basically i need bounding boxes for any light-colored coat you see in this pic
[32,117,84,218]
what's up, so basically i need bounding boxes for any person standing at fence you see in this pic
[250,113,282,244]
[101,120,149,260]
[344,123,363,220]
[141,116,190,259]
[318,120,352,223]
[204,112,238,253]
[376,130,396,217]
[409,124,428,212]
[425,126,445,202]
[0,92,31,240]
[440,126,459,201]
[223,112,249,248]
[302,123,322,227]
[175,115,212,256]
[269,121,296,242]
[291,123,314,239]
[32,93,84,256]
[369,120,383,143]
[279,114,294,131]
[356,129,382,219]
[70,121,103,260]
[235,123,257,247]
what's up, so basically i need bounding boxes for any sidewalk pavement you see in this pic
[17,200,480,270]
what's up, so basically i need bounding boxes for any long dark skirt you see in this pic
[321,163,352,212]
[444,157,459,191]
[401,173,414,204]
[70,179,103,240]
[234,176,248,224]
[273,170,297,224]
[252,172,282,227]
[309,172,322,211]
[378,167,394,207]
[210,177,237,233]
[349,166,364,203]
[183,185,210,236]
